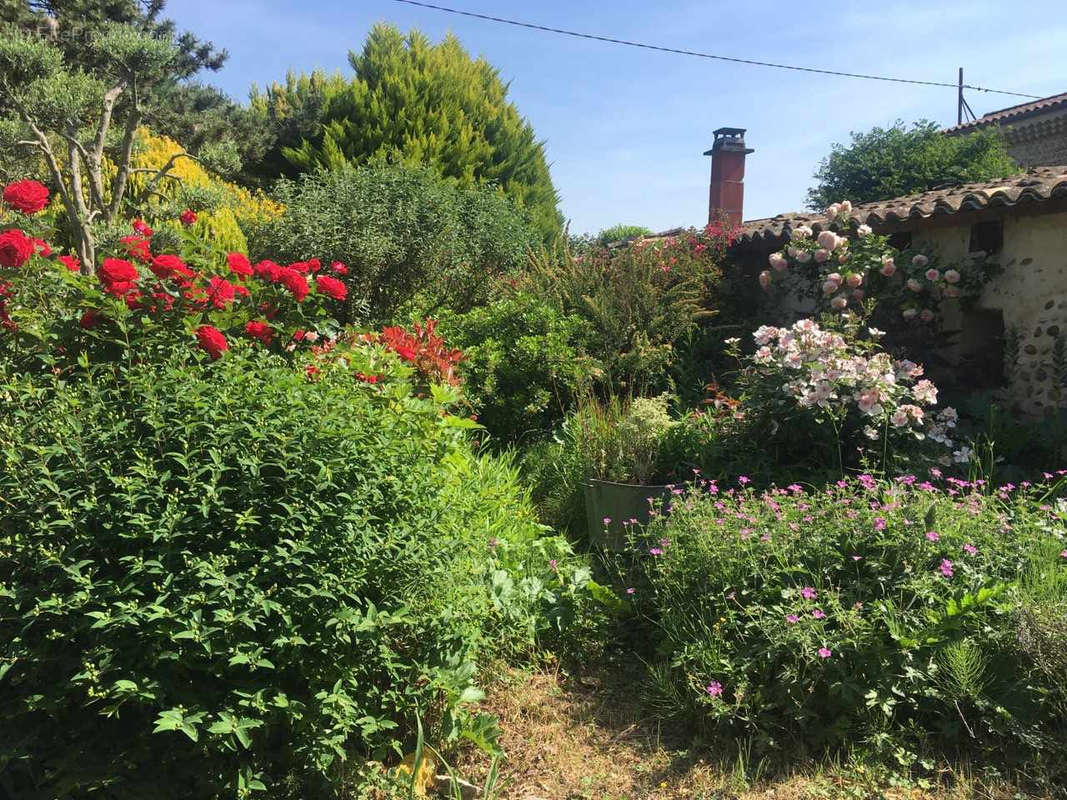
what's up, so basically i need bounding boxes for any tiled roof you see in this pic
[735,165,1067,245]
[944,92,1067,135]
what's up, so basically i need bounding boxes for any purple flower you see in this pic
[1060,550,1067,559]
[786,614,800,624]
[874,517,887,531]
[801,586,817,600]
[549,559,558,572]
[812,609,826,619]
[939,559,954,578]
[705,681,723,697]
[925,531,940,542]
[649,547,663,556]
[658,537,671,548]
[963,543,977,556]
[738,476,751,485]
[602,517,612,525]
[626,587,635,595]
[851,555,863,561]
[817,647,832,659]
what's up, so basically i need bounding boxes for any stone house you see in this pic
[944,91,1067,168]
[698,130,1067,414]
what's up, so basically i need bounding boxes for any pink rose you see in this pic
[817,230,837,250]
[831,296,848,310]
[880,257,896,277]
[846,273,862,288]
[906,278,923,293]
[944,269,960,284]
[920,309,934,322]
[925,268,940,282]
[814,248,830,263]
[912,254,929,268]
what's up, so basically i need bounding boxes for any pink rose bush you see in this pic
[758,201,994,327]
[734,319,963,469]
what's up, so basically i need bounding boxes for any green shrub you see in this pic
[250,164,538,324]
[620,474,1067,769]
[436,291,595,444]
[0,343,585,798]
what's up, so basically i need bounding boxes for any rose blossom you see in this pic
[179,209,197,226]
[857,224,872,237]
[830,296,848,310]
[822,280,838,295]
[943,285,960,298]
[944,269,961,284]
[845,273,862,288]
[814,248,830,263]
[2,179,49,214]
[912,254,929,268]
[0,229,34,268]
[919,308,934,323]
[195,324,227,359]
[902,308,917,320]
[880,257,896,277]
[817,230,838,250]
[906,278,923,292]
[795,250,812,263]
[925,268,940,282]
[759,270,772,289]
[768,252,788,271]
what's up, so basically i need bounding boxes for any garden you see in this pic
[1,7,1067,800]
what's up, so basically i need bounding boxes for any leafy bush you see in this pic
[620,474,1067,769]
[594,224,652,246]
[250,164,538,324]
[437,291,595,443]
[522,227,728,394]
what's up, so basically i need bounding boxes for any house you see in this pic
[702,129,1067,415]
[944,91,1067,167]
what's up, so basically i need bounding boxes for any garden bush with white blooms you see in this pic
[728,318,963,475]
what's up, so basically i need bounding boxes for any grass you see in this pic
[452,664,1057,800]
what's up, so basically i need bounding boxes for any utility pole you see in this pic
[958,67,964,125]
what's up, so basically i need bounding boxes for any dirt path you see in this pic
[455,668,1035,800]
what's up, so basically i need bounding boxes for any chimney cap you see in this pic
[703,127,754,156]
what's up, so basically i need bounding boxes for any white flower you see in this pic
[868,327,885,339]
[902,308,918,320]
[790,225,813,241]
[857,224,872,237]
[724,337,741,346]
[863,425,880,440]
[795,250,812,263]
[769,252,789,272]
[906,278,923,293]
[912,254,929,268]
[891,408,909,427]
[840,200,852,215]
[830,296,848,310]
[817,230,838,250]
[912,379,938,405]
[826,203,841,218]
[944,269,961,284]
[953,446,972,464]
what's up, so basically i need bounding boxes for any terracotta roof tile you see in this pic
[734,165,1067,244]
[944,92,1067,135]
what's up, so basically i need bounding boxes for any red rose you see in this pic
[132,219,154,237]
[121,235,151,261]
[0,229,35,268]
[292,329,306,342]
[315,274,347,301]
[58,254,81,272]
[244,319,273,345]
[79,309,102,329]
[206,276,238,310]
[179,209,197,227]
[227,252,253,277]
[195,324,227,359]
[307,258,321,273]
[253,260,282,282]
[331,261,348,276]
[2,180,49,215]
[98,258,140,297]
[277,268,309,302]
[149,254,188,280]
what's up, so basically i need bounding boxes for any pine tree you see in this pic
[259,24,562,240]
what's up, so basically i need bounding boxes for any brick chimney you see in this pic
[704,127,753,229]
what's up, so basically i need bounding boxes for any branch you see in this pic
[93,84,124,168]
[65,129,90,221]
[106,84,141,223]
[138,151,199,199]
[59,130,105,212]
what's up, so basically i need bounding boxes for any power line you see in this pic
[390,0,1042,100]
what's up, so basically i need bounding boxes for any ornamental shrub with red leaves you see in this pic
[369,319,464,385]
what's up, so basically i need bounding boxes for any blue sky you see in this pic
[168,0,1066,235]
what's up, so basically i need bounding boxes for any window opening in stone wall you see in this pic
[969,220,1004,256]
[887,231,912,251]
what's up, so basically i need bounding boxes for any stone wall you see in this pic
[916,211,1067,414]
[1002,112,1067,167]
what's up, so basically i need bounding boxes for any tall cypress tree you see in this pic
[261,23,562,240]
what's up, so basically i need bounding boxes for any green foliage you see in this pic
[620,476,1067,766]
[436,291,596,444]
[251,164,538,324]
[523,230,724,395]
[262,23,562,240]
[807,120,1019,209]
[0,345,587,797]
[594,224,652,246]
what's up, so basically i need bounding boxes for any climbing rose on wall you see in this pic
[2,180,49,215]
